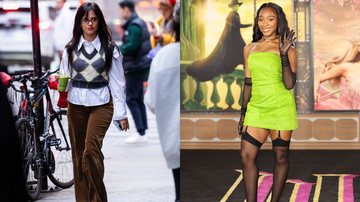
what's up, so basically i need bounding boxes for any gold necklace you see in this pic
[262,35,279,42]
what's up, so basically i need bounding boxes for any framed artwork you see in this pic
[313,0,360,110]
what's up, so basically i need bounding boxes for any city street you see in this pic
[37,106,175,202]
[1,0,174,200]
[4,65,175,201]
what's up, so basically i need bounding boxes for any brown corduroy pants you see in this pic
[67,101,113,202]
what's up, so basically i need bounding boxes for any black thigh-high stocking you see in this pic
[271,131,290,202]
[241,131,262,202]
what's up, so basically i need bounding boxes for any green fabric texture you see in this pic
[119,24,142,56]
[244,52,298,130]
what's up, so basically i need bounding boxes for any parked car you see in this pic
[0,1,77,71]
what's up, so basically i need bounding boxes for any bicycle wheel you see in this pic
[48,109,74,188]
[16,118,42,201]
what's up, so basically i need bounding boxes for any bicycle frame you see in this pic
[17,76,43,179]
[42,84,71,151]
[14,70,71,175]
[10,69,74,199]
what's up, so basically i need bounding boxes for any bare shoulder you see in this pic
[244,43,256,55]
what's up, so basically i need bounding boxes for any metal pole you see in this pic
[30,0,47,190]
[30,0,42,77]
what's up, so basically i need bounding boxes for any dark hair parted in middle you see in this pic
[66,2,115,72]
[252,2,289,42]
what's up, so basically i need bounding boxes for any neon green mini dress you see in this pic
[243,52,298,130]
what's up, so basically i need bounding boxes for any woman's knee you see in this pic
[273,149,289,165]
[241,147,257,165]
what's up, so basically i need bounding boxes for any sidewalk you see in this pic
[38,107,175,202]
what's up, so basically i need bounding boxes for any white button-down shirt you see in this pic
[144,42,180,169]
[60,35,127,120]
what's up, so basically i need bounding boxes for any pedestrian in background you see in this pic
[118,0,152,144]
[147,0,176,59]
[60,2,129,201]
[150,0,176,48]
[144,2,180,201]
[53,0,75,58]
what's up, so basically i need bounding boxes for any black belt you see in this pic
[71,81,108,89]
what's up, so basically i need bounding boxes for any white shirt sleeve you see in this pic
[109,48,127,120]
[59,50,70,76]
[59,50,72,92]
[144,58,157,114]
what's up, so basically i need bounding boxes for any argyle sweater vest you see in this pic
[71,45,113,89]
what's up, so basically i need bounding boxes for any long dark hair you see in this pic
[252,2,289,42]
[66,3,115,72]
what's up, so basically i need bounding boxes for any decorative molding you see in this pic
[181,112,360,150]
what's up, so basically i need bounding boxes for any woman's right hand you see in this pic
[237,115,245,135]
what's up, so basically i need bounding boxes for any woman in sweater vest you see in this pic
[59,3,129,201]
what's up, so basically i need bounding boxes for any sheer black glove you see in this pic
[238,77,252,135]
[279,30,297,90]
[238,111,245,136]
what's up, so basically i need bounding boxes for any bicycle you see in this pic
[10,69,73,201]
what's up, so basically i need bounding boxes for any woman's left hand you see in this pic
[280,29,296,55]
[237,115,245,136]
[119,118,129,131]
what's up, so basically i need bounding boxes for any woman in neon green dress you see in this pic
[237,3,297,202]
